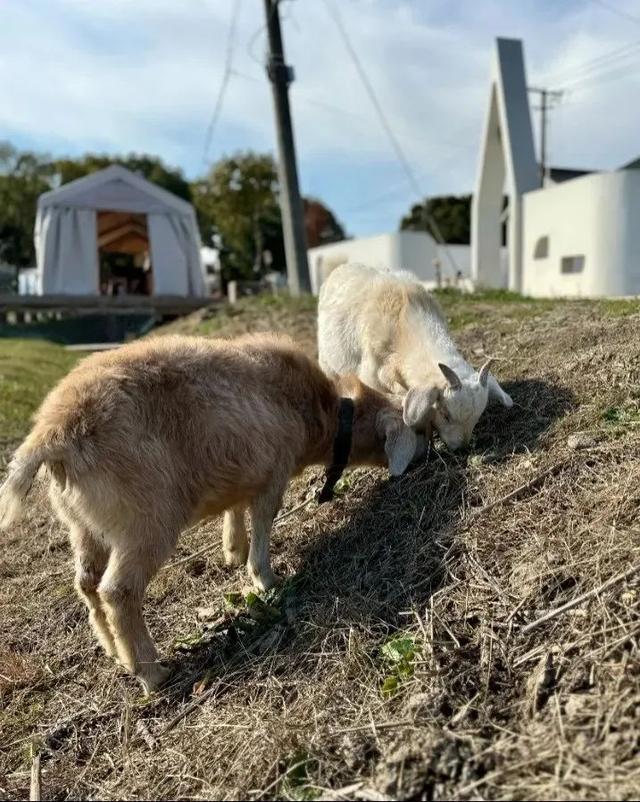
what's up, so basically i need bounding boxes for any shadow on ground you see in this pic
[473,377,577,460]
[150,376,577,709]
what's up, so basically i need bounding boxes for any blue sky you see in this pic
[1,0,640,236]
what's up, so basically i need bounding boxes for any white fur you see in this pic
[318,262,513,450]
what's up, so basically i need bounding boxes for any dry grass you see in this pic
[2,291,640,800]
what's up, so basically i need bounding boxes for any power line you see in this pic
[345,177,430,216]
[247,0,295,67]
[589,0,640,26]
[537,37,640,86]
[320,0,458,273]
[231,68,479,151]
[556,46,640,90]
[321,0,421,198]
[346,141,477,216]
[201,0,243,167]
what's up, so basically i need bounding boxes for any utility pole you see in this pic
[528,87,563,187]
[263,0,311,295]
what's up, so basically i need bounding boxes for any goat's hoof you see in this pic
[249,570,284,593]
[138,662,172,696]
[224,547,249,567]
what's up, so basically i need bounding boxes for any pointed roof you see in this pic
[621,156,640,170]
[472,38,539,293]
[38,164,194,216]
[475,38,539,199]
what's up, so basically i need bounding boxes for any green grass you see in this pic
[601,402,640,427]
[0,339,79,439]
[434,288,559,330]
[193,292,317,336]
[597,298,640,318]
[434,288,531,304]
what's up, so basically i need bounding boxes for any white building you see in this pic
[200,245,221,295]
[307,231,501,295]
[472,38,640,298]
[35,165,207,297]
[18,267,38,295]
[308,230,468,294]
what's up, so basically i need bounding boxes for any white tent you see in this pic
[34,164,207,297]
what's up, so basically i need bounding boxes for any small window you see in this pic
[534,236,549,259]
[561,255,585,274]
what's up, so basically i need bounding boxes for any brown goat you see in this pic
[0,333,425,693]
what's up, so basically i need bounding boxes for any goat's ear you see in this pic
[487,375,513,408]
[477,359,493,388]
[403,386,438,428]
[438,363,462,390]
[378,411,417,477]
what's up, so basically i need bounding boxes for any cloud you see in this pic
[1,0,640,235]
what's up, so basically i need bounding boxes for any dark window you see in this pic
[561,255,585,274]
[534,235,549,259]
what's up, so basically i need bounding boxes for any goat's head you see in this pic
[402,361,512,451]
[339,376,428,475]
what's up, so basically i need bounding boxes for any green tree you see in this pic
[0,142,54,270]
[0,142,344,291]
[400,195,471,244]
[192,152,281,281]
[193,153,346,284]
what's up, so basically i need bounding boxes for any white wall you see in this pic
[19,267,38,295]
[522,170,640,298]
[438,244,471,277]
[308,231,437,294]
[436,244,508,283]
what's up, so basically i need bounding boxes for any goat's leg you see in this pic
[247,472,289,592]
[378,360,407,396]
[98,540,173,694]
[359,349,389,393]
[69,524,116,659]
[223,504,249,566]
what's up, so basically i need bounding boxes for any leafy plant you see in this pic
[380,635,420,697]
[245,592,281,623]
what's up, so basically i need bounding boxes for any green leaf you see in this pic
[381,675,400,697]
[245,591,281,622]
[381,637,416,665]
[333,474,352,495]
[245,591,260,608]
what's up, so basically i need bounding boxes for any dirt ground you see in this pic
[1,292,640,800]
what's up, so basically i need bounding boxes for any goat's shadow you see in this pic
[156,377,576,706]
[474,377,577,461]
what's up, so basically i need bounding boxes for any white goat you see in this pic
[318,263,513,451]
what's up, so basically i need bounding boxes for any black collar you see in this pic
[318,397,355,503]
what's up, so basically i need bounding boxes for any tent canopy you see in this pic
[35,164,207,297]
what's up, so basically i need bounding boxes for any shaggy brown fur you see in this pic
[0,333,423,693]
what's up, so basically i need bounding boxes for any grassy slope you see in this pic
[0,340,79,442]
[2,291,640,800]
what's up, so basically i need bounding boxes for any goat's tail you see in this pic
[0,429,58,529]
